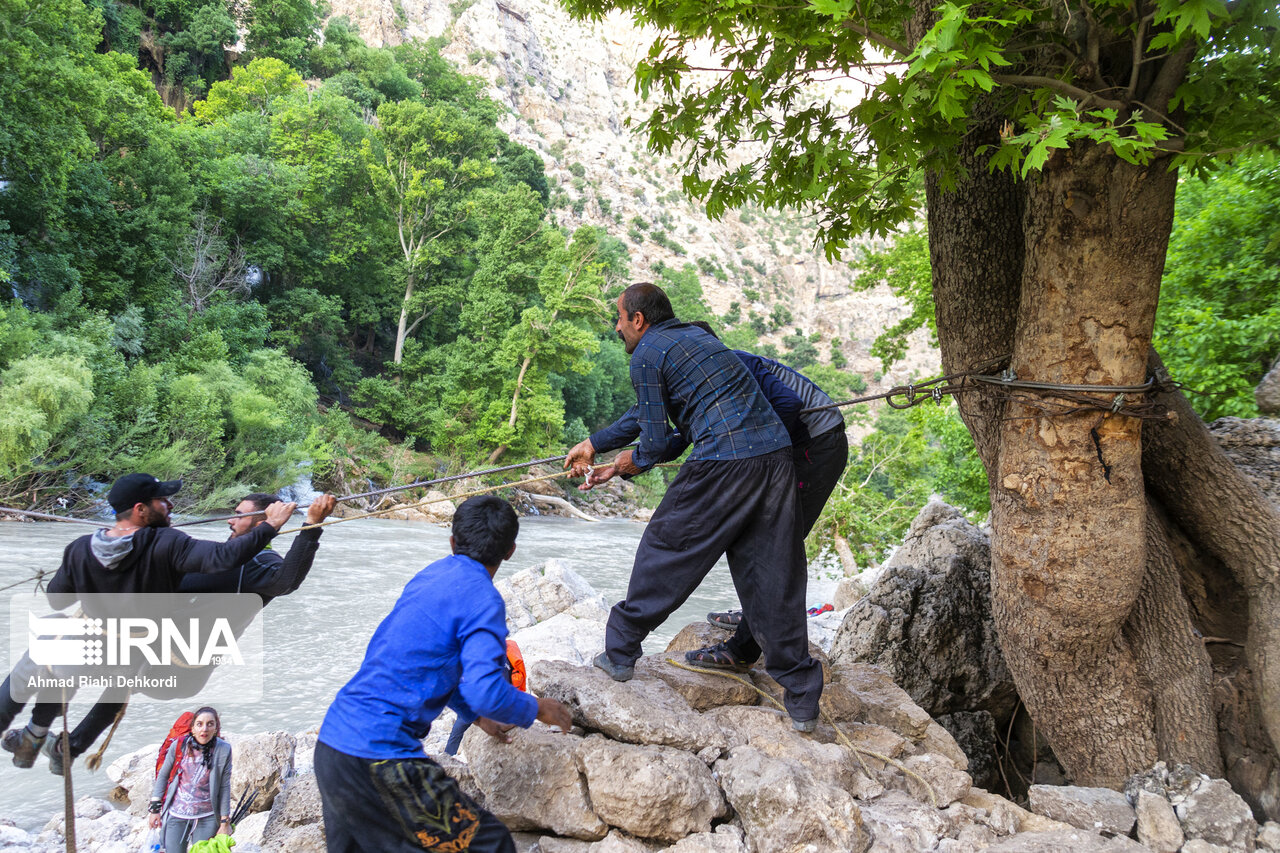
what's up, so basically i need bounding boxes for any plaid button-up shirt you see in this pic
[590,319,790,471]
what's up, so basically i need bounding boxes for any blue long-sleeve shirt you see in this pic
[319,554,538,759]
[589,320,790,471]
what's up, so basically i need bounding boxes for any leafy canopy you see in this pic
[561,0,1280,255]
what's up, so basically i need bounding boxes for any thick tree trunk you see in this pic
[1143,355,1280,816]
[987,144,1177,786]
[927,136,1251,792]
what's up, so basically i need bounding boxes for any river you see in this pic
[0,515,838,829]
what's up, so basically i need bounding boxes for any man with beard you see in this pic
[39,489,338,775]
[0,473,295,768]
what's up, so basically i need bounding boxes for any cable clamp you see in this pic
[931,386,943,403]
[906,384,916,403]
[999,368,1017,383]
[1111,393,1126,414]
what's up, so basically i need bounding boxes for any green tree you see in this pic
[192,57,305,122]
[487,225,609,462]
[1154,157,1280,419]
[0,355,95,477]
[364,98,502,363]
[564,0,1280,799]
[241,0,321,72]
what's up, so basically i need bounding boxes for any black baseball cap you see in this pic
[107,474,182,513]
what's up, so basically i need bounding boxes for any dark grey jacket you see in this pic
[150,736,233,821]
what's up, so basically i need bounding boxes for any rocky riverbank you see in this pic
[5,510,1279,852]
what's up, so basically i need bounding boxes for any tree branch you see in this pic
[990,74,1126,109]
[840,19,911,57]
[1145,40,1196,114]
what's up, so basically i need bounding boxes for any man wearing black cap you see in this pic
[0,473,296,768]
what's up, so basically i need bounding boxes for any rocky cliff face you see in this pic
[327,0,939,393]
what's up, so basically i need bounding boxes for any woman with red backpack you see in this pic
[147,707,233,852]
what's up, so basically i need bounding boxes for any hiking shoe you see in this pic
[44,733,67,776]
[791,717,817,734]
[592,651,634,682]
[1,727,47,768]
[684,643,754,673]
[706,609,743,630]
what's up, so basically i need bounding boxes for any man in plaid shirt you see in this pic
[566,282,823,730]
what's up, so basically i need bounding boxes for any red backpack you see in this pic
[155,711,194,786]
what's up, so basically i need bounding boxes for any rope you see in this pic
[0,507,109,527]
[275,470,577,535]
[664,658,939,807]
[84,699,128,772]
[172,447,635,529]
[0,568,51,594]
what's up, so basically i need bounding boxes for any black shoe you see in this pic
[792,717,817,733]
[592,651,634,682]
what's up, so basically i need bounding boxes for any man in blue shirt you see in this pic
[566,283,824,730]
[315,496,573,853]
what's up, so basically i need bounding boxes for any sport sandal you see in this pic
[706,610,743,630]
[684,643,753,673]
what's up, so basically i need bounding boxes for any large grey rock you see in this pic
[664,826,749,852]
[1209,418,1280,509]
[665,622,733,654]
[714,746,870,853]
[982,829,1149,851]
[466,727,607,840]
[833,576,868,610]
[1258,821,1280,852]
[829,501,1017,721]
[884,752,973,808]
[858,790,954,852]
[225,730,296,812]
[106,743,162,815]
[1027,784,1136,836]
[1178,777,1259,852]
[498,560,610,631]
[634,653,759,711]
[704,705,886,799]
[1256,357,1280,414]
[40,805,136,851]
[512,611,608,667]
[576,735,727,842]
[261,771,324,849]
[537,832,661,852]
[233,811,271,847]
[824,662,935,740]
[529,660,727,752]
[1135,789,1183,853]
[961,789,1075,835]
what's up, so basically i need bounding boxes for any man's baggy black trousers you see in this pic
[725,426,850,666]
[603,447,824,722]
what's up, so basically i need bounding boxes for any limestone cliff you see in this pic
[327,0,939,397]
